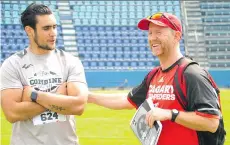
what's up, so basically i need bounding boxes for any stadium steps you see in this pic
[57,1,78,56]
[201,2,230,69]
[181,1,209,69]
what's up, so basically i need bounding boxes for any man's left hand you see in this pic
[22,86,33,102]
[145,107,172,128]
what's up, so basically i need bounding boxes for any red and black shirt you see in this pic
[127,58,220,145]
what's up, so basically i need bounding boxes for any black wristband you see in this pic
[31,91,38,102]
[171,109,179,122]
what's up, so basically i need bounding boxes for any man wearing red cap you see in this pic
[88,12,225,145]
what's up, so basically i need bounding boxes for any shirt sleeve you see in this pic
[0,58,23,91]
[66,56,87,85]
[184,64,221,118]
[127,75,148,109]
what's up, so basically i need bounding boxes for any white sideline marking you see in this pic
[77,117,130,120]
[78,136,131,139]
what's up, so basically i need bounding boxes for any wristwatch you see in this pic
[171,109,179,122]
[31,91,38,103]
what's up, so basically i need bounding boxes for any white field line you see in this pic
[78,136,132,139]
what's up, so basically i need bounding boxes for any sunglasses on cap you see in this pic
[147,13,179,31]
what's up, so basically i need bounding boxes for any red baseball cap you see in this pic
[138,12,182,33]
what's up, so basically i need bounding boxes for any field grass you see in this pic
[1,89,230,145]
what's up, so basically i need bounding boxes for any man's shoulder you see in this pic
[183,63,209,82]
[14,49,28,58]
[55,49,79,60]
[2,49,27,65]
[184,63,203,75]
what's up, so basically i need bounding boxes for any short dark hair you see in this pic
[21,3,52,30]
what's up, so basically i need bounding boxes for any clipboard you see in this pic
[130,99,162,145]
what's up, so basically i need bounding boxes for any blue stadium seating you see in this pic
[6,1,227,70]
[200,1,230,69]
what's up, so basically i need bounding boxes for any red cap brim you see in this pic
[138,18,168,30]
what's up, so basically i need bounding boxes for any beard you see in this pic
[34,32,55,51]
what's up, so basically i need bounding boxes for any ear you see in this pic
[175,31,182,41]
[25,26,34,36]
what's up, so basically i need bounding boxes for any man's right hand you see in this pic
[56,82,67,95]
[87,92,95,103]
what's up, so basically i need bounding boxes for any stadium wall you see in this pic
[85,70,230,88]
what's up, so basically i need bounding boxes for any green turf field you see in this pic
[1,89,230,145]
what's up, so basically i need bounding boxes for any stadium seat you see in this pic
[139,54,146,60]
[74,19,81,25]
[113,1,120,5]
[16,39,24,44]
[129,12,135,19]
[123,53,131,60]
[4,4,11,11]
[131,53,139,60]
[130,61,138,69]
[158,1,165,5]
[106,19,113,25]
[8,39,15,45]
[101,47,107,52]
[116,47,123,52]
[173,1,180,5]
[115,39,122,44]
[159,6,166,12]
[99,53,107,60]
[78,46,85,52]
[6,25,13,30]
[106,12,113,19]
[137,12,144,19]
[114,32,121,38]
[147,53,155,60]
[77,39,84,44]
[122,61,129,68]
[23,39,29,44]
[108,47,116,53]
[106,61,114,69]
[115,53,123,60]
[167,6,173,12]
[143,1,150,5]
[98,61,106,69]
[82,19,89,25]
[114,61,122,69]
[130,1,136,5]
[4,11,11,18]
[132,47,139,52]
[107,53,115,60]
[129,5,135,12]
[83,53,91,61]
[121,19,128,26]
[129,19,136,25]
[90,62,98,69]
[123,39,129,44]
[1,45,8,50]
[107,6,113,12]
[92,53,99,60]
[114,19,120,26]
